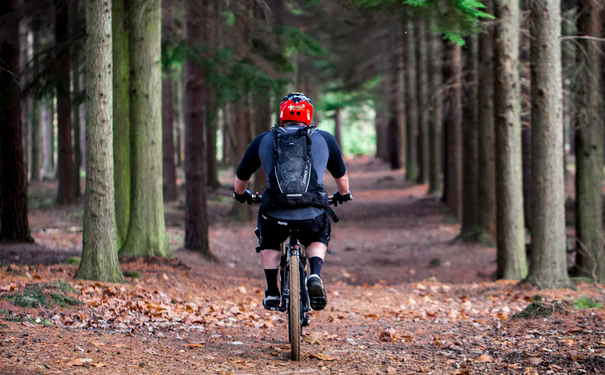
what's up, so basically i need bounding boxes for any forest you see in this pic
[1,0,605,373]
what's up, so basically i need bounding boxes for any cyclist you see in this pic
[233,92,351,311]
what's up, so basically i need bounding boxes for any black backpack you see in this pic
[261,126,329,211]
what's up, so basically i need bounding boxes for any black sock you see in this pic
[264,269,279,295]
[309,257,324,277]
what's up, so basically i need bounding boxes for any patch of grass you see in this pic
[123,271,142,278]
[0,310,24,323]
[513,295,565,319]
[2,282,82,309]
[429,258,441,267]
[5,284,47,308]
[68,256,81,265]
[573,297,602,309]
[26,317,52,326]
[570,276,595,284]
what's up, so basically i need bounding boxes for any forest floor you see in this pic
[1,158,604,375]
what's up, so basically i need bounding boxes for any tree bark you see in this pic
[477,0,497,241]
[387,19,403,170]
[231,102,252,221]
[71,0,83,198]
[445,43,463,220]
[334,107,342,148]
[205,0,220,189]
[0,0,32,242]
[493,0,527,280]
[120,0,170,257]
[43,97,55,176]
[405,18,418,180]
[525,0,571,288]
[428,22,442,195]
[55,0,76,204]
[573,0,604,282]
[30,27,41,182]
[416,20,429,183]
[461,34,479,238]
[161,0,177,202]
[162,75,178,201]
[112,0,131,248]
[252,90,271,193]
[76,0,123,282]
[184,0,211,255]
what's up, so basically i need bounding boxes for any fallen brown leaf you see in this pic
[525,357,542,365]
[183,342,205,348]
[303,333,321,345]
[93,362,107,368]
[66,358,93,367]
[309,353,335,361]
[476,354,493,362]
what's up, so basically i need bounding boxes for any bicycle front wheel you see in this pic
[288,253,301,361]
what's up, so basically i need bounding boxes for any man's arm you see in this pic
[334,172,349,195]
[233,132,267,194]
[234,176,249,194]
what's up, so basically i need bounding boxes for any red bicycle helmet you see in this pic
[279,92,313,125]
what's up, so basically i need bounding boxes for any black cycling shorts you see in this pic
[255,212,331,252]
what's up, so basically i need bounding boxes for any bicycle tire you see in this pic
[288,253,301,361]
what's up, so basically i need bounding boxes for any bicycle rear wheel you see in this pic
[288,253,301,361]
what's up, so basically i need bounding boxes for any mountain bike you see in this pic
[250,193,336,361]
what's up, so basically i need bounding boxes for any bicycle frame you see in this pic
[278,233,311,326]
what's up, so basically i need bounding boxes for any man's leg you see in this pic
[306,242,328,310]
[261,249,280,296]
[306,242,327,277]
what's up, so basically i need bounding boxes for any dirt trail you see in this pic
[1,158,604,375]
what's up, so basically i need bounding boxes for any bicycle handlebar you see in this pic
[250,193,347,205]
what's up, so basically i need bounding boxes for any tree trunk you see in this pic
[562,6,576,179]
[445,43,463,220]
[334,107,342,148]
[184,0,211,255]
[573,0,604,282]
[76,0,123,282]
[416,20,429,183]
[520,13,532,232]
[387,20,403,170]
[112,0,131,248]
[525,0,572,288]
[428,22,442,195]
[222,104,232,166]
[252,90,271,193]
[477,0,497,241]
[120,0,170,257]
[461,34,479,238]
[405,18,418,181]
[55,0,76,204]
[493,0,527,280]
[30,27,41,182]
[0,0,32,242]
[42,98,54,176]
[161,0,177,202]
[175,67,184,167]
[205,0,220,189]
[71,0,83,198]
[162,76,178,202]
[231,102,252,221]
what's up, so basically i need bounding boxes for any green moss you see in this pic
[429,258,441,267]
[513,295,565,319]
[68,256,81,265]
[123,270,142,278]
[2,282,82,309]
[573,297,602,309]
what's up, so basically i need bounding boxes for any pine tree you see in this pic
[76,0,123,283]
[184,0,211,255]
[0,0,32,242]
[119,0,170,257]
[493,0,527,279]
[112,0,131,249]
